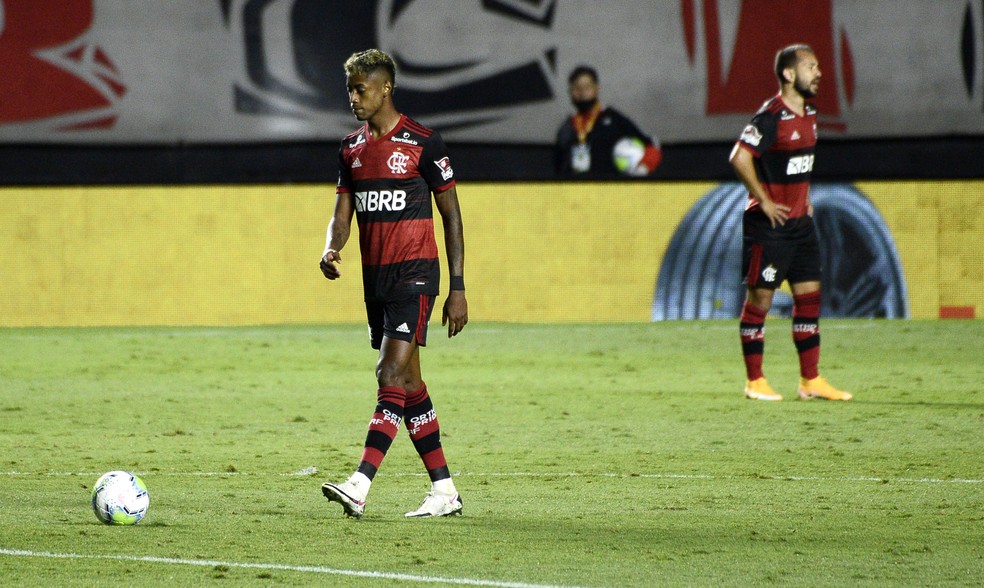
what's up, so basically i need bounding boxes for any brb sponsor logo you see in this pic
[354,190,407,213]
[0,0,126,130]
[681,0,853,131]
[786,154,815,175]
[222,0,559,131]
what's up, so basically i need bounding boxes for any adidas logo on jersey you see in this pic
[352,157,362,168]
[395,323,411,334]
[790,130,800,141]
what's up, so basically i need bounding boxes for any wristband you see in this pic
[449,275,465,291]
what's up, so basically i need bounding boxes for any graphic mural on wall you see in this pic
[1,0,982,142]
[223,0,560,131]
[652,183,909,321]
[682,0,853,131]
[0,0,126,130]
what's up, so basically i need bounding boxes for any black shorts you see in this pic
[365,294,436,350]
[742,213,821,288]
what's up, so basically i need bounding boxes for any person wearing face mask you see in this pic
[554,65,662,179]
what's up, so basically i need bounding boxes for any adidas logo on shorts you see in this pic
[396,323,411,334]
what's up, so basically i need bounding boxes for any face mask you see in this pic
[573,98,598,114]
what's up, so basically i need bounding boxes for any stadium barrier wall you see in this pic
[1,182,979,327]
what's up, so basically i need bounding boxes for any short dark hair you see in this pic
[774,44,813,83]
[344,48,397,86]
[568,65,598,85]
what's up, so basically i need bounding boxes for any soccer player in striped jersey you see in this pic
[729,44,852,402]
[319,49,468,517]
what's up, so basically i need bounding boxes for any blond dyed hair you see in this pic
[344,49,397,85]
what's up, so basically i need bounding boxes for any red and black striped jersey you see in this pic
[735,94,817,219]
[337,114,456,301]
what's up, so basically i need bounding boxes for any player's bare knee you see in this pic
[375,361,407,388]
[747,288,775,312]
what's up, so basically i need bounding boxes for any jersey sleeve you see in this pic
[611,109,657,147]
[419,131,456,192]
[736,110,777,157]
[336,142,352,193]
[554,120,576,176]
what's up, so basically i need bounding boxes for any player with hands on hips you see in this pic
[729,44,851,402]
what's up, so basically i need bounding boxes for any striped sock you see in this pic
[793,292,822,380]
[356,386,406,480]
[740,301,767,380]
[404,382,450,482]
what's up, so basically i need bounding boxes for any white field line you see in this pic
[459,323,877,334]
[0,321,876,338]
[0,548,579,588]
[0,470,980,484]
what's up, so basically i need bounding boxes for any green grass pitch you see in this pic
[1,320,982,586]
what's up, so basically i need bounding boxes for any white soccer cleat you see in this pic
[405,490,463,518]
[322,478,368,518]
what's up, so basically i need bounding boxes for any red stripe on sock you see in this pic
[420,448,447,471]
[793,292,821,316]
[360,447,385,469]
[406,382,427,407]
[377,385,406,404]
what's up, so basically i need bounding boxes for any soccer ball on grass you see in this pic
[91,471,150,525]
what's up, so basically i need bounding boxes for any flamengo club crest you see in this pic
[387,151,409,174]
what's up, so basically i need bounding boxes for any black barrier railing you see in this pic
[1,137,983,185]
